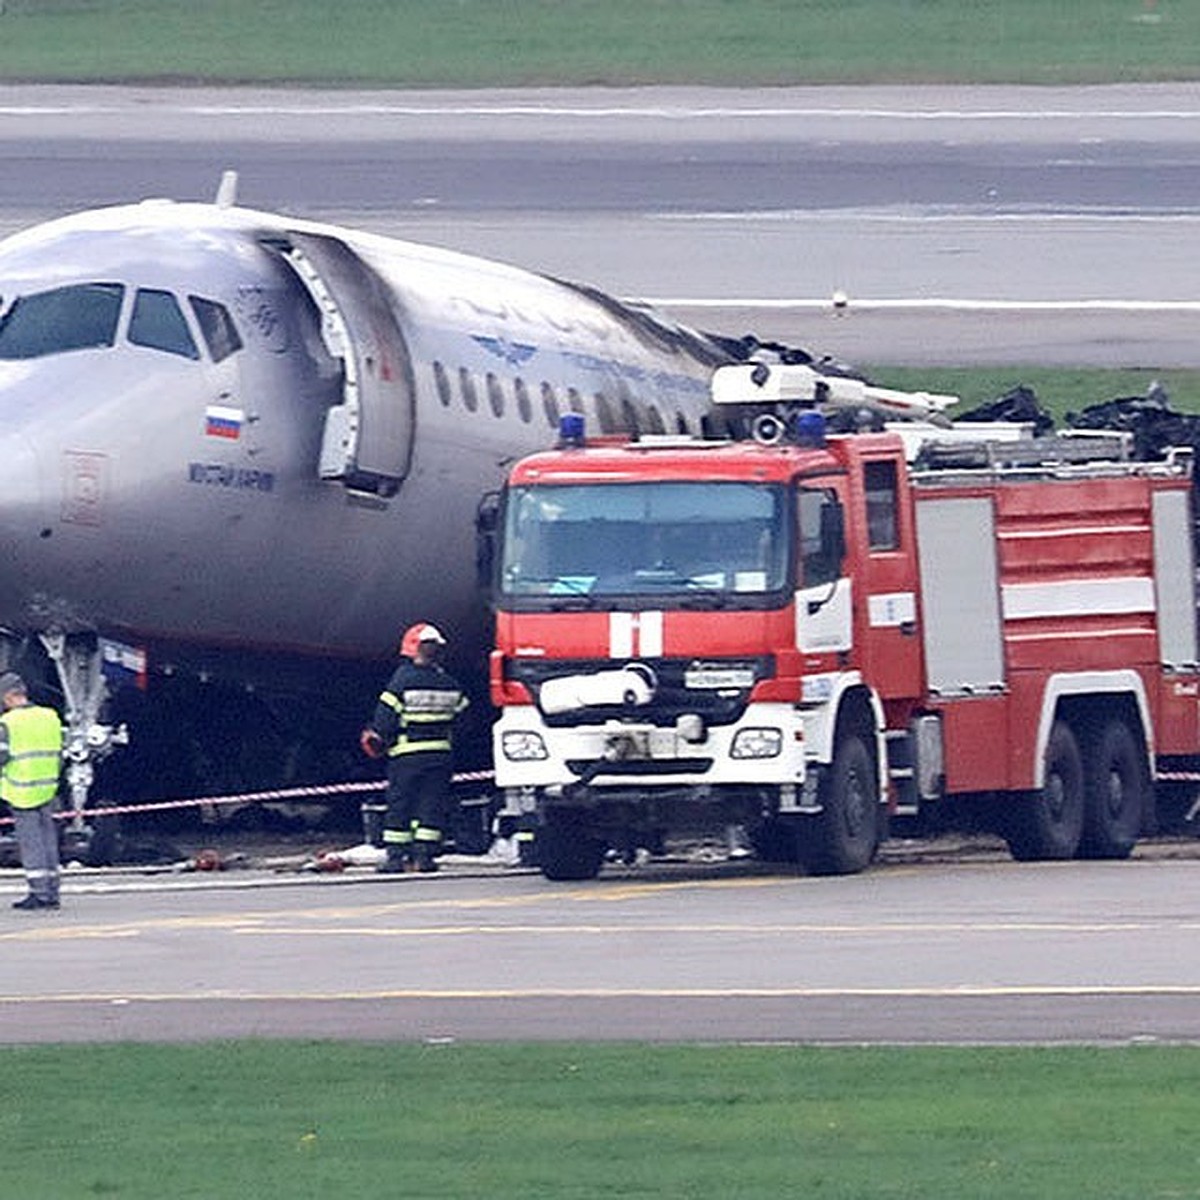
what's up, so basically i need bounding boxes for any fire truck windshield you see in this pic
[500,481,788,606]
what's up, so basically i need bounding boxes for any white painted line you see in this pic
[640,297,1200,312]
[1,103,1198,121]
[3,983,1200,1003]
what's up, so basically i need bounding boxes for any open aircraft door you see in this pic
[273,231,415,497]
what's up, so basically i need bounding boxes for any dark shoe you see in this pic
[377,843,417,874]
[12,894,57,910]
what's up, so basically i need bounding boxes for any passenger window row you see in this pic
[431,359,694,437]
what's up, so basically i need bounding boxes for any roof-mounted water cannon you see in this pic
[711,362,960,443]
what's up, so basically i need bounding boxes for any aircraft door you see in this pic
[274,231,415,496]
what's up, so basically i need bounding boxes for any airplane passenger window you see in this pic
[189,296,243,363]
[620,398,641,435]
[129,289,199,360]
[0,282,124,359]
[541,382,560,428]
[433,361,452,407]
[595,394,616,434]
[487,372,505,418]
[459,368,479,412]
[514,378,532,424]
[646,405,666,435]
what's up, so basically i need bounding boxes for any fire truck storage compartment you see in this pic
[1152,488,1198,670]
[913,495,1005,696]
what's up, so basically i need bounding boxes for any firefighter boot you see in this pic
[377,846,410,874]
[413,842,439,873]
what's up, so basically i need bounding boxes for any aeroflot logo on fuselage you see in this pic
[472,334,537,366]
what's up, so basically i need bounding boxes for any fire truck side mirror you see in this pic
[475,490,501,594]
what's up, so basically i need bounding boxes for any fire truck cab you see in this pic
[484,364,1200,880]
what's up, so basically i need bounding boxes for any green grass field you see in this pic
[0,0,1196,86]
[869,365,1200,422]
[2,1041,1199,1199]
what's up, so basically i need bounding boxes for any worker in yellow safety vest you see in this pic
[360,624,469,873]
[0,672,64,910]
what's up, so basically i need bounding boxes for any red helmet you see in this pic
[400,622,447,658]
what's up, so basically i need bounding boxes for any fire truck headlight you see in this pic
[730,728,783,759]
[501,731,549,761]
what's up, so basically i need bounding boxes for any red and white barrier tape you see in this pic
[0,768,495,828]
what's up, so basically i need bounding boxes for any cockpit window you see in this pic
[0,282,124,359]
[189,296,243,363]
[128,288,200,360]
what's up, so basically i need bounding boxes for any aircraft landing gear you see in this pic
[39,632,128,829]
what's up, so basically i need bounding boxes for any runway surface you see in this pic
[3,84,1199,364]
[2,847,1199,1045]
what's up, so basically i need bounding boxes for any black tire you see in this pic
[1005,720,1084,861]
[801,731,880,876]
[538,815,606,882]
[1079,719,1144,860]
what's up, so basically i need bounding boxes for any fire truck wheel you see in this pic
[1006,720,1085,862]
[802,731,879,876]
[1079,719,1144,860]
[537,817,607,882]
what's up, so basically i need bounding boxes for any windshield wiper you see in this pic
[506,574,595,597]
[678,593,731,610]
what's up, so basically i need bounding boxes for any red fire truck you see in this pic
[484,363,1200,880]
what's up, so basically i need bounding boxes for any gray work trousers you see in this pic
[11,804,60,903]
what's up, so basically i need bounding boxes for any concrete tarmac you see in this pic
[3,840,1199,1045]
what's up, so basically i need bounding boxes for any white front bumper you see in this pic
[493,702,808,791]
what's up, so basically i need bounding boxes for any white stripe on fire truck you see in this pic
[610,612,635,658]
[608,612,664,658]
[998,523,1149,540]
[639,611,664,657]
[1001,576,1154,621]
[1007,632,1152,648]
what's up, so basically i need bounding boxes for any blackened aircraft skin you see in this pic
[0,195,738,793]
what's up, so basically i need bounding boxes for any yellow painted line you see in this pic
[228,920,1200,938]
[0,928,140,943]
[1,983,1200,1004]
[5,917,1198,943]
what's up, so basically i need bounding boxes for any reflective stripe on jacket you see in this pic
[0,705,63,809]
[371,662,468,757]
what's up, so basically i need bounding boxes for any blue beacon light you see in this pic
[795,409,827,448]
[558,412,586,447]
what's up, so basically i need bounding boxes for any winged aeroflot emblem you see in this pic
[472,334,538,366]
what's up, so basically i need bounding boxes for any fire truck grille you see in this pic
[506,656,774,728]
[566,759,714,777]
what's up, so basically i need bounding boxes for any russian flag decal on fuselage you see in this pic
[205,404,244,440]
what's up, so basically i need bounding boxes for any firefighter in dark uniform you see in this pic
[360,624,469,873]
